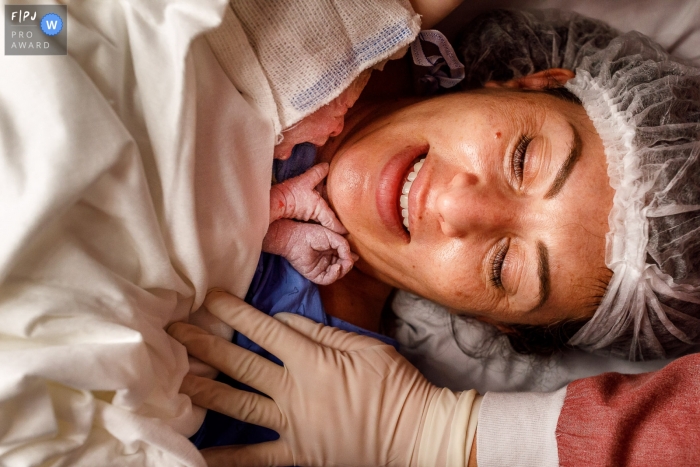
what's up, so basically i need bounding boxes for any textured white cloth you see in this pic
[0,0,426,464]
[0,1,273,465]
[220,0,420,131]
[477,388,567,467]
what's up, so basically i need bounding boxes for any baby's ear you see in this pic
[484,68,575,90]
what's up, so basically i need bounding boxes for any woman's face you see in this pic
[323,88,613,325]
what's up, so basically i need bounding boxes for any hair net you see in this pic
[456,10,700,360]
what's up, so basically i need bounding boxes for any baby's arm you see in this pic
[265,163,355,285]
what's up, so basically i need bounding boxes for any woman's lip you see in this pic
[376,144,429,242]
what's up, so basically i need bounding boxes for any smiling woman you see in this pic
[319,84,612,330]
[310,8,700,361]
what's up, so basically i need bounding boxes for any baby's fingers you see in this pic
[311,262,343,285]
[326,231,355,273]
[299,162,329,187]
[307,240,354,285]
[312,198,348,234]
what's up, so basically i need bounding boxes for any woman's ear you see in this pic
[484,68,575,90]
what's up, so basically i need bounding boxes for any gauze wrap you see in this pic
[458,10,700,360]
[207,0,420,135]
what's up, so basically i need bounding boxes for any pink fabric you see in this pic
[556,353,700,466]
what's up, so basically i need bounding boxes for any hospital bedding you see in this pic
[0,0,419,464]
[2,0,700,466]
[0,1,272,465]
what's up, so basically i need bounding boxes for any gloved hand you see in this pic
[168,291,481,467]
[263,218,355,285]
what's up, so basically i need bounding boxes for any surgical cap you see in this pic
[457,10,700,360]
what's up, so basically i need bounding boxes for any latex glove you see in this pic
[269,162,346,234]
[262,218,355,285]
[169,291,481,467]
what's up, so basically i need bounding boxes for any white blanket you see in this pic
[0,1,273,465]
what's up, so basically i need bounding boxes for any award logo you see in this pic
[5,5,67,55]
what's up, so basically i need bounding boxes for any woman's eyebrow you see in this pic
[535,241,551,310]
[544,124,582,199]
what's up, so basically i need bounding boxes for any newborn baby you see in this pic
[261,72,369,285]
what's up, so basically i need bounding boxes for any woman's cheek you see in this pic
[328,155,372,226]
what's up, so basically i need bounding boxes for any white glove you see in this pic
[168,291,481,467]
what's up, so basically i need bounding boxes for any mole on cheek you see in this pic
[495,132,502,139]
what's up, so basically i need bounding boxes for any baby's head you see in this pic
[273,70,372,160]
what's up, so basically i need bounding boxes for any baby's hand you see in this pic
[269,163,346,235]
[263,219,356,285]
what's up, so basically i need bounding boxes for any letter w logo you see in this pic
[46,20,58,30]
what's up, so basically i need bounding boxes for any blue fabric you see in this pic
[190,144,397,449]
[273,142,317,182]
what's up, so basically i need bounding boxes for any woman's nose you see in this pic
[436,172,512,237]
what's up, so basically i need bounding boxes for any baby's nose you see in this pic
[328,116,344,137]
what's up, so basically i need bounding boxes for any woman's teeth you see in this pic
[400,157,425,231]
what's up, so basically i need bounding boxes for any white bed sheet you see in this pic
[393,0,700,393]
[0,1,273,465]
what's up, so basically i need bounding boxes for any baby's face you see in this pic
[323,88,614,326]
[273,70,372,160]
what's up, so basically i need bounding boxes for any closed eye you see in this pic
[513,135,532,186]
[490,240,510,289]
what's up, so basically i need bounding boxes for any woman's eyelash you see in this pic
[490,241,509,289]
[513,135,532,182]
